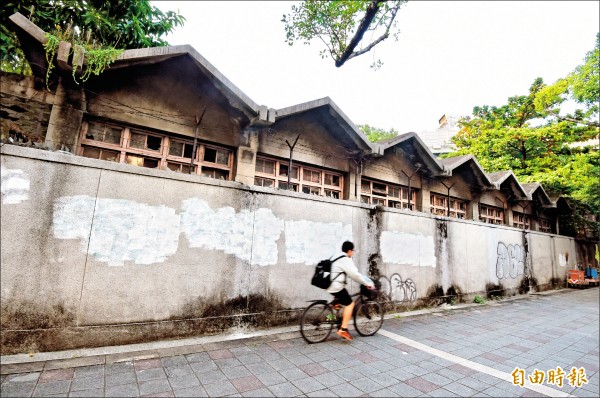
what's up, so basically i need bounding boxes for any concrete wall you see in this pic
[1,144,591,353]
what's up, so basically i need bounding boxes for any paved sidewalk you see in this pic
[1,288,598,397]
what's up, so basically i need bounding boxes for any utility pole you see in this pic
[189,107,207,174]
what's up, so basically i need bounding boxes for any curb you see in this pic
[0,288,572,375]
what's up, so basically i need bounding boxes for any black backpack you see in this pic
[311,255,345,289]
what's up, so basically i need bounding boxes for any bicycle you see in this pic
[300,285,384,344]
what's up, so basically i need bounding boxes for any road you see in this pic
[1,288,598,397]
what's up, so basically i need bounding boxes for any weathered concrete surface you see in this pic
[0,144,594,354]
[1,288,598,398]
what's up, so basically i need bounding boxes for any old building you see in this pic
[1,13,596,353]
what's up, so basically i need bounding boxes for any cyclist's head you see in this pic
[342,241,354,254]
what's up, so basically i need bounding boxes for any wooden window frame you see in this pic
[361,178,416,209]
[480,204,504,225]
[78,120,233,180]
[254,156,343,198]
[430,193,467,219]
[538,218,552,233]
[513,211,531,230]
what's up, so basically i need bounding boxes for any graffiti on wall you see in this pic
[377,273,417,302]
[380,230,436,267]
[52,195,352,267]
[496,242,525,279]
[0,167,29,204]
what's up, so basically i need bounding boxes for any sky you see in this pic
[152,1,599,134]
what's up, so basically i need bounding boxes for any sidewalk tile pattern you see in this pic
[1,289,598,397]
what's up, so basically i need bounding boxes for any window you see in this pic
[81,146,120,162]
[85,121,122,145]
[79,120,233,179]
[538,218,552,233]
[430,193,467,219]
[361,179,416,209]
[480,205,504,225]
[254,156,343,198]
[255,177,275,187]
[513,212,531,230]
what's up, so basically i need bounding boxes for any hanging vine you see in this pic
[42,25,123,88]
[42,33,60,90]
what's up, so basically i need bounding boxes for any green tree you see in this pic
[283,0,407,68]
[359,124,398,142]
[535,32,599,128]
[1,0,185,74]
[446,52,599,238]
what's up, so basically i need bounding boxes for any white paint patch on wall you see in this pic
[180,198,283,266]
[284,221,352,265]
[1,166,30,204]
[54,195,180,266]
[559,253,567,267]
[380,231,436,267]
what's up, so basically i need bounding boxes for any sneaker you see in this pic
[337,329,353,341]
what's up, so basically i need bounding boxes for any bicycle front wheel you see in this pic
[300,302,335,344]
[353,300,384,336]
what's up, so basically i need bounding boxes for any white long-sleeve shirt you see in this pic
[326,252,373,294]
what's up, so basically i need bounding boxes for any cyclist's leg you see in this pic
[332,289,353,340]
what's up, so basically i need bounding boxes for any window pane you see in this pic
[361,180,371,193]
[280,164,299,179]
[167,162,192,173]
[99,150,119,162]
[147,135,161,151]
[389,187,400,198]
[203,148,217,162]
[324,174,340,187]
[302,186,320,195]
[324,189,340,199]
[215,150,229,165]
[129,132,146,149]
[256,159,275,174]
[82,146,101,159]
[169,141,184,157]
[278,181,298,191]
[143,158,159,168]
[184,143,194,158]
[126,154,144,167]
[373,197,386,205]
[303,169,320,183]
[361,196,370,204]
[202,167,228,180]
[256,177,276,187]
[86,122,121,144]
[372,183,387,194]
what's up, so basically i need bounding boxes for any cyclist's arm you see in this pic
[341,259,374,288]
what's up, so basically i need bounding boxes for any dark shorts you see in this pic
[332,288,352,306]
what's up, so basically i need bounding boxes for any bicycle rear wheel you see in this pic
[300,302,334,344]
[353,300,384,336]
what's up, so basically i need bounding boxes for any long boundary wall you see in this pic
[0,144,591,354]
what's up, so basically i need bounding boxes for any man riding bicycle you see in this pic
[327,241,374,341]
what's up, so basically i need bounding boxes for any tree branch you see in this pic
[335,0,384,68]
[555,114,600,128]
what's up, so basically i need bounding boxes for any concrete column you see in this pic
[348,161,362,202]
[420,182,432,214]
[234,128,259,186]
[45,78,85,152]
[506,207,514,227]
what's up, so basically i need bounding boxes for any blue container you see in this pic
[585,268,598,279]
